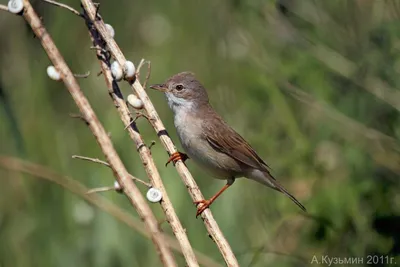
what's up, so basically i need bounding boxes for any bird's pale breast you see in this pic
[173,108,241,180]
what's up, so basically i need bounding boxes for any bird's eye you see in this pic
[175,84,184,91]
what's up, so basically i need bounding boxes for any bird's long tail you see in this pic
[253,170,307,212]
[268,177,307,212]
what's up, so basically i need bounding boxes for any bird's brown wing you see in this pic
[203,116,270,172]
[203,111,306,212]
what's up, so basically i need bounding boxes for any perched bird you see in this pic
[150,72,306,216]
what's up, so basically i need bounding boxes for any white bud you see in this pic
[46,65,61,81]
[105,24,115,38]
[111,61,123,81]
[8,0,24,14]
[113,180,121,190]
[124,60,136,79]
[146,188,162,203]
[127,94,144,109]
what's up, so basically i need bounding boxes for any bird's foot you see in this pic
[194,199,212,218]
[165,151,189,166]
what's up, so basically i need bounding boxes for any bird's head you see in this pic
[150,72,209,112]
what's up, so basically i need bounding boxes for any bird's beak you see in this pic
[149,84,168,92]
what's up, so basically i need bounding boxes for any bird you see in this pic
[150,72,306,217]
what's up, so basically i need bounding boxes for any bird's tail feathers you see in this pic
[253,170,307,212]
[269,178,306,212]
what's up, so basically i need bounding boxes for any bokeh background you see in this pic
[1,0,399,266]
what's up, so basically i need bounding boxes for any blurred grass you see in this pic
[0,0,399,266]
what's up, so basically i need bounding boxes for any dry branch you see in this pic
[80,0,239,266]
[0,156,223,267]
[72,155,152,188]
[2,1,177,266]
[42,0,81,16]
[81,5,199,265]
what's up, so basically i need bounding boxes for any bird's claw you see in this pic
[165,152,188,166]
[194,199,211,218]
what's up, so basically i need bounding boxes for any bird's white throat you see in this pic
[165,92,194,114]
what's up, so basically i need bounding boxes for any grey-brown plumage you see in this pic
[151,72,306,215]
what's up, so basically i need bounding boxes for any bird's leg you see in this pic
[165,151,189,166]
[194,178,235,217]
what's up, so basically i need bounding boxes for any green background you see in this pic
[0,0,399,266]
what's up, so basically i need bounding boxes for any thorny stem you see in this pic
[79,0,239,266]
[3,1,177,266]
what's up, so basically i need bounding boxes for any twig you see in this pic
[80,0,239,265]
[93,2,100,19]
[143,60,151,89]
[90,46,107,54]
[149,140,156,150]
[136,58,146,77]
[81,4,200,266]
[72,155,152,187]
[86,185,115,194]
[0,4,8,12]
[3,2,177,266]
[69,113,89,125]
[124,119,135,130]
[41,0,81,16]
[133,111,150,121]
[73,71,90,78]
[73,154,108,165]
[136,59,151,88]
[124,112,150,130]
[0,156,223,267]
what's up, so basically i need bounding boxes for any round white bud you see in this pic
[146,188,162,203]
[105,24,115,38]
[127,94,144,109]
[124,60,136,79]
[46,65,61,81]
[111,61,123,81]
[113,180,123,193]
[8,0,24,14]
[113,180,121,190]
